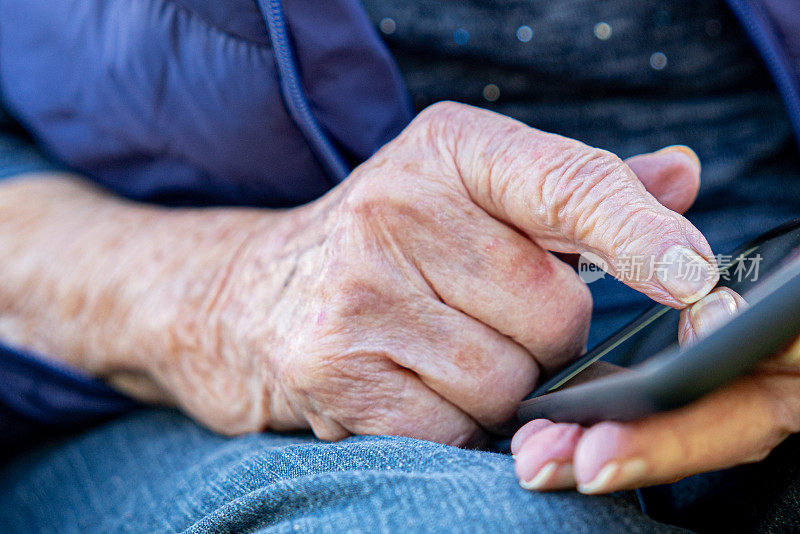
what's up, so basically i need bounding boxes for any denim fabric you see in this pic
[0,409,687,534]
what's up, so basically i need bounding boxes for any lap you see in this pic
[0,409,685,534]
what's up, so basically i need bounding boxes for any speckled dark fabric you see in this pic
[361,0,800,343]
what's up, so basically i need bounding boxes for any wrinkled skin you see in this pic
[0,102,716,449]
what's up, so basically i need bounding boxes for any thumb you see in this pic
[423,102,718,307]
[678,287,747,346]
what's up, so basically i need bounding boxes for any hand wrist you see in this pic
[0,174,292,389]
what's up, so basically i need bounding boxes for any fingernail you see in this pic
[578,462,618,494]
[656,246,717,303]
[520,461,557,490]
[578,459,648,494]
[657,145,702,174]
[689,291,738,337]
[520,461,575,491]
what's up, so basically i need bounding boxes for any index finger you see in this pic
[417,102,719,307]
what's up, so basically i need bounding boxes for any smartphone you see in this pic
[517,219,800,426]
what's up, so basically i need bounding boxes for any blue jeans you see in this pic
[0,409,689,533]
[3,410,800,533]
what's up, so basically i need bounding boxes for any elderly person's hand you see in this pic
[513,286,800,493]
[0,102,716,443]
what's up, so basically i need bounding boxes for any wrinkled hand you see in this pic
[9,102,714,442]
[513,286,800,493]
[148,102,716,442]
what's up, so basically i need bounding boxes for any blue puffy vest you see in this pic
[0,0,414,207]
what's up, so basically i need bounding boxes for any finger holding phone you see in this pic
[512,274,800,494]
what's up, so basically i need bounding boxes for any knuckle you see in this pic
[744,445,774,464]
[343,170,397,216]
[556,272,593,322]
[531,275,592,364]
[344,160,440,219]
[194,395,267,436]
[343,170,447,234]
[286,349,390,410]
[733,381,795,466]
[543,147,629,236]
[213,419,264,437]
[308,421,346,442]
[342,181,467,272]
[562,282,593,337]
[755,379,799,440]
[339,369,416,430]
[345,183,419,229]
[328,276,390,321]
[402,101,470,167]
[414,100,466,129]
[456,346,537,419]
[465,126,532,215]
[482,378,538,425]
[407,102,456,147]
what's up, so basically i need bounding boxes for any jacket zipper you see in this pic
[258,0,351,183]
